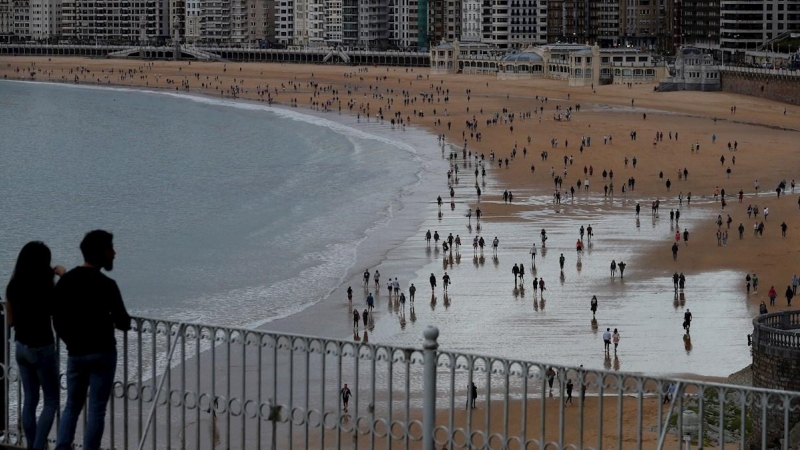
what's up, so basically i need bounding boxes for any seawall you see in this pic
[720,69,800,105]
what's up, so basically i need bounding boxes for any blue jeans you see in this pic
[15,342,59,450]
[55,352,117,450]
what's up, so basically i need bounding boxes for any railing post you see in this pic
[423,326,439,450]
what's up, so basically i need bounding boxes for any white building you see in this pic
[720,0,800,54]
[29,0,60,39]
[275,0,293,44]
[390,0,417,48]
[185,0,201,42]
[324,0,343,44]
[12,0,29,38]
[461,0,480,42]
[293,0,325,46]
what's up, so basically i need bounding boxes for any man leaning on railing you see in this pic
[52,230,132,450]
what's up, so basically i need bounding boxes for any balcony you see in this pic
[0,303,798,450]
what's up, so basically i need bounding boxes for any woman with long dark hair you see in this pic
[6,241,64,450]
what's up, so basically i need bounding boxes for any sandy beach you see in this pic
[4,57,800,374]
[6,56,800,448]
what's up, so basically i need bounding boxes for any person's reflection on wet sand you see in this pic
[354,330,361,341]
[430,294,437,310]
[604,353,612,370]
[362,330,369,343]
[591,318,598,331]
[410,306,416,323]
[443,293,451,309]
[613,354,621,371]
[683,333,692,354]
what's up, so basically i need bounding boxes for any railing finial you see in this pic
[423,326,439,350]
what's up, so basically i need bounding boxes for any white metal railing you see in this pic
[720,66,800,77]
[1,304,799,450]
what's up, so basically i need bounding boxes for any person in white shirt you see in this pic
[602,328,612,353]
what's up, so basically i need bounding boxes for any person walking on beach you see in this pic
[673,272,680,291]
[353,309,360,330]
[546,367,556,397]
[409,283,416,303]
[492,237,499,256]
[753,274,759,293]
[530,243,537,265]
[618,261,626,278]
[366,292,374,311]
[590,295,598,317]
[519,263,525,284]
[565,379,574,406]
[683,309,692,333]
[53,230,131,450]
[793,275,798,295]
[347,286,353,302]
[429,273,437,292]
[539,278,546,297]
[612,328,620,353]
[672,243,679,261]
[425,230,432,247]
[768,286,777,306]
[683,229,689,245]
[442,272,450,293]
[559,254,565,271]
[610,260,617,277]
[6,241,64,450]
[341,384,352,412]
[512,264,520,286]
[434,231,440,247]
[363,269,370,287]
[362,308,369,328]
[679,273,686,290]
[374,270,380,290]
[603,328,612,353]
[393,278,400,296]
[786,285,794,306]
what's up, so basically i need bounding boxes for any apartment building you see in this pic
[546,0,592,44]
[509,0,547,47]
[29,0,60,39]
[358,0,389,48]
[170,0,185,40]
[428,0,460,44]
[324,0,342,43]
[720,0,800,52]
[620,0,660,49]
[675,0,719,49]
[185,0,201,41]
[390,0,417,48]
[592,0,619,47]
[293,0,325,45]
[482,0,509,48]
[0,0,11,39]
[12,0,29,38]
[460,0,479,41]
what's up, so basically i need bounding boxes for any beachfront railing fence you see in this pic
[0,302,798,450]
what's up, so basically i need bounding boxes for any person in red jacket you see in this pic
[768,286,778,306]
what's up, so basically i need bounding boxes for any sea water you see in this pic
[0,81,443,328]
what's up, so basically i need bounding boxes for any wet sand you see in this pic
[5,58,800,380]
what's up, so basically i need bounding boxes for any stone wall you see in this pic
[751,312,800,448]
[720,71,800,105]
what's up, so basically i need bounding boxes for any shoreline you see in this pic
[4,57,800,379]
